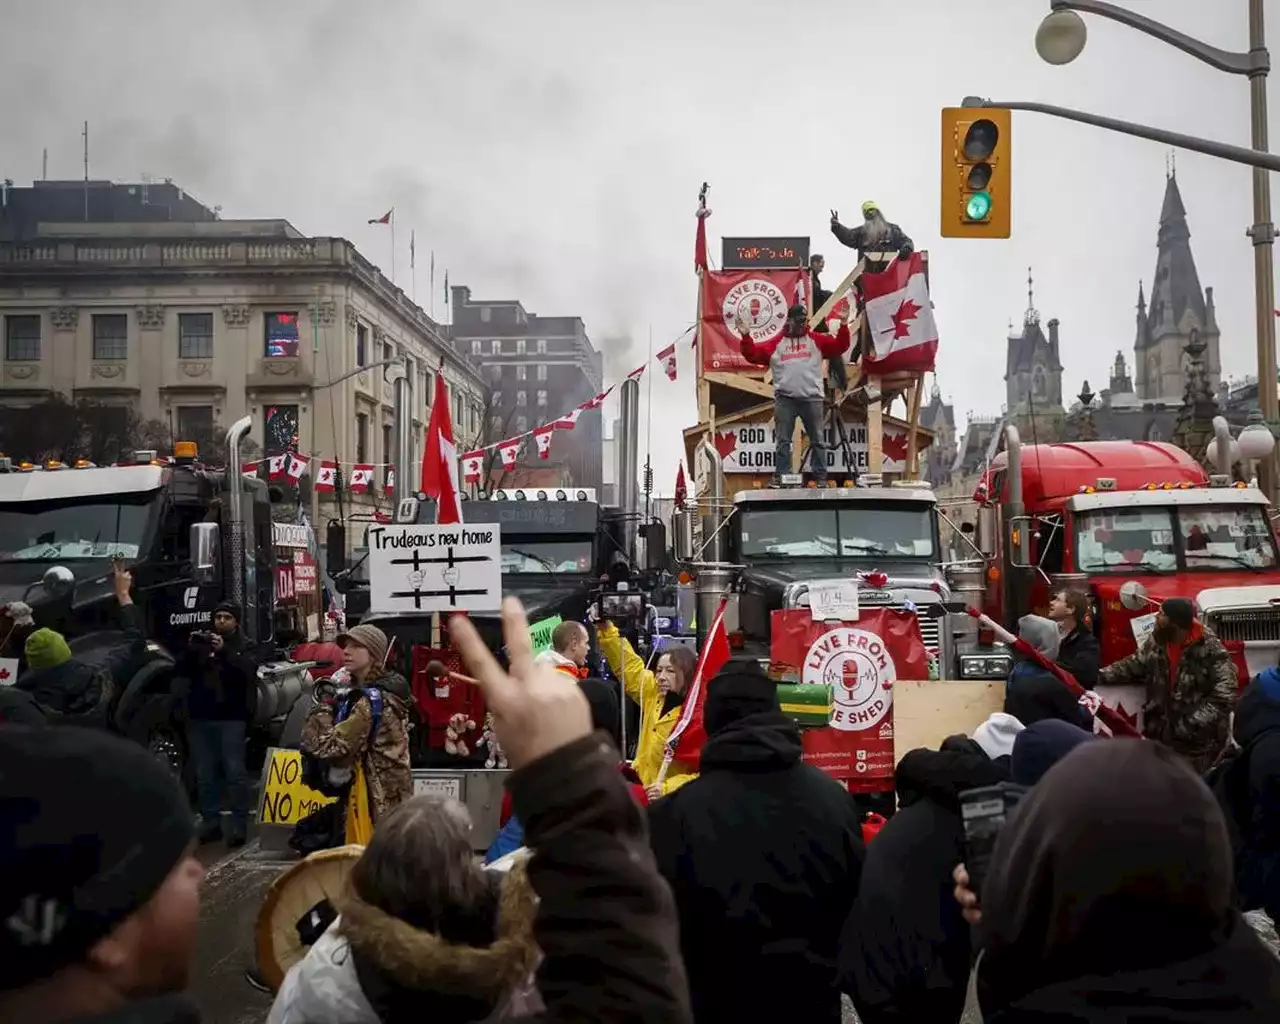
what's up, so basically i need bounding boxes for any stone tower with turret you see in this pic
[1005,269,1065,440]
[1134,171,1221,402]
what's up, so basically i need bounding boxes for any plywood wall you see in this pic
[893,680,1006,762]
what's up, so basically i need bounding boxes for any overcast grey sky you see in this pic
[2,0,1271,489]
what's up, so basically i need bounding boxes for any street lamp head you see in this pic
[1036,9,1088,66]
[1237,421,1276,460]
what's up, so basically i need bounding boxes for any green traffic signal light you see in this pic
[965,191,992,222]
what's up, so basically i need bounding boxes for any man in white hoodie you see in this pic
[534,620,589,680]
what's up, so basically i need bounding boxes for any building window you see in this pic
[264,312,300,357]
[383,423,393,469]
[516,391,527,407]
[536,364,547,381]
[490,339,501,356]
[516,339,526,355]
[92,313,129,361]
[536,338,547,354]
[516,416,528,433]
[265,404,300,455]
[488,364,502,381]
[176,405,214,442]
[4,315,41,362]
[178,313,213,360]
[516,365,527,381]
[356,323,368,366]
[491,389,502,405]
[491,414,502,431]
[419,368,429,408]
[480,307,491,324]
[382,342,394,365]
[470,340,482,355]
[536,390,547,407]
[356,413,369,464]
[454,391,463,425]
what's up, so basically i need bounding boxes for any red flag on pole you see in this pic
[674,462,688,510]
[421,367,463,525]
[368,209,392,225]
[666,597,731,768]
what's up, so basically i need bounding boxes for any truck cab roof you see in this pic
[732,485,938,507]
[0,465,166,501]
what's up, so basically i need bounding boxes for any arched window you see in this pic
[1033,367,1046,398]
[1144,420,1162,442]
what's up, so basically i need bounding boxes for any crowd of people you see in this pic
[2,579,1279,1022]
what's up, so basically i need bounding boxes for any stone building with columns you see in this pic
[0,180,485,522]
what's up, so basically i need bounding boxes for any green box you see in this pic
[777,683,833,729]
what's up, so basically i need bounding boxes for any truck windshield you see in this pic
[501,539,593,574]
[0,492,157,561]
[739,505,936,558]
[1075,504,1277,572]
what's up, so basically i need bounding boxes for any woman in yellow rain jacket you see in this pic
[596,620,699,798]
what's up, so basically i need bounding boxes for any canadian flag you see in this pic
[349,465,374,493]
[385,467,395,494]
[533,424,555,460]
[583,387,612,410]
[497,439,521,470]
[657,342,677,382]
[315,461,337,491]
[664,595,731,770]
[421,369,463,525]
[674,462,688,510]
[286,454,308,481]
[861,251,938,375]
[460,451,484,484]
[554,407,583,430]
[242,464,259,479]
[267,454,287,480]
[626,364,646,383]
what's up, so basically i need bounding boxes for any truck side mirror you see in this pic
[642,521,668,572]
[326,521,346,574]
[671,510,694,562]
[190,522,220,585]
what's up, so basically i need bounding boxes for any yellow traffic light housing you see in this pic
[940,107,1012,239]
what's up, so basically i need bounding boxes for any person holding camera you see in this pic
[179,601,256,847]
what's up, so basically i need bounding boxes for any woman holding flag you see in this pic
[594,615,699,798]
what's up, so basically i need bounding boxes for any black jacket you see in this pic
[1232,675,1280,922]
[1057,625,1100,688]
[648,712,864,1024]
[178,630,257,722]
[841,737,1009,1024]
[64,994,201,1023]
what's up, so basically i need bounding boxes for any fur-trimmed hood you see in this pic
[266,865,541,1024]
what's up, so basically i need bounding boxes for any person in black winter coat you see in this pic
[840,713,1018,1024]
[647,657,864,1024]
[1048,589,1100,688]
[1229,668,1280,923]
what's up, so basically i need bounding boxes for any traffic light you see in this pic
[940,107,1012,239]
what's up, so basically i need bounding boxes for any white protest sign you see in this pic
[368,524,502,614]
[809,580,860,622]
[1130,612,1157,647]
[711,420,909,475]
[0,658,17,686]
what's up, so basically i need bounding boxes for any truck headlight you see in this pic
[959,655,1012,679]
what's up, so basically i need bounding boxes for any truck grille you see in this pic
[1206,608,1280,644]
[860,592,940,653]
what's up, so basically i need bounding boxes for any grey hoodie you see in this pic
[1018,615,1061,662]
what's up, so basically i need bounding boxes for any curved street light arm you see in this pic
[1050,0,1265,76]
[963,96,1280,173]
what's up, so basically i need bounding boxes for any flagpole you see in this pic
[430,251,436,320]
[644,324,654,523]
[410,230,416,304]
[390,209,397,285]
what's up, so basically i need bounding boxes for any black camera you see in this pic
[959,782,1027,897]
[188,630,218,647]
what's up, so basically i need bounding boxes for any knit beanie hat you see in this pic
[25,628,72,672]
[1162,597,1196,631]
[213,600,242,623]
[1011,719,1096,786]
[337,623,389,667]
[703,658,779,736]
[972,712,1025,760]
[0,725,195,989]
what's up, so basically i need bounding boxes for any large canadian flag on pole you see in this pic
[861,251,938,375]
[659,596,731,776]
[421,365,463,525]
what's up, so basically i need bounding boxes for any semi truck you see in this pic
[0,419,313,780]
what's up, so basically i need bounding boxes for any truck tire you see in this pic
[127,693,193,792]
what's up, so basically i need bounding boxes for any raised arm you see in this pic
[811,323,851,359]
[740,330,780,367]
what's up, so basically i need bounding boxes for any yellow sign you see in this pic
[258,748,335,826]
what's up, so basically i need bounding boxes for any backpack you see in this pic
[299,686,384,797]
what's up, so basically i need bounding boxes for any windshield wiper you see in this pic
[505,548,558,572]
[1092,559,1174,573]
[843,543,891,556]
[1186,551,1266,573]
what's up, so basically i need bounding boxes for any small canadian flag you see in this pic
[554,407,583,430]
[626,364,645,383]
[349,465,374,493]
[242,462,259,479]
[533,425,555,459]
[286,454,308,481]
[460,451,484,483]
[267,454,287,480]
[497,440,520,470]
[385,468,395,494]
[583,387,612,410]
[315,461,337,491]
[657,342,677,381]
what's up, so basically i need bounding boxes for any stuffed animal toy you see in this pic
[445,712,476,757]
[477,711,508,769]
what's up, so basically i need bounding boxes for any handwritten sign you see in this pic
[413,775,462,801]
[529,615,563,655]
[809,580,860,622]
[368,524,502,613]
[258,748,335,826]
[1130,612,1157,647]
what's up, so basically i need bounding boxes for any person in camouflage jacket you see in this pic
[301,623,413,822]
[1099,597,1238,773]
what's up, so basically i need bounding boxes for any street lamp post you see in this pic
[1032,0,1278,498]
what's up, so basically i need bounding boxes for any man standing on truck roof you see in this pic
[1099,597,1238,774]
[738,303,851,487]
